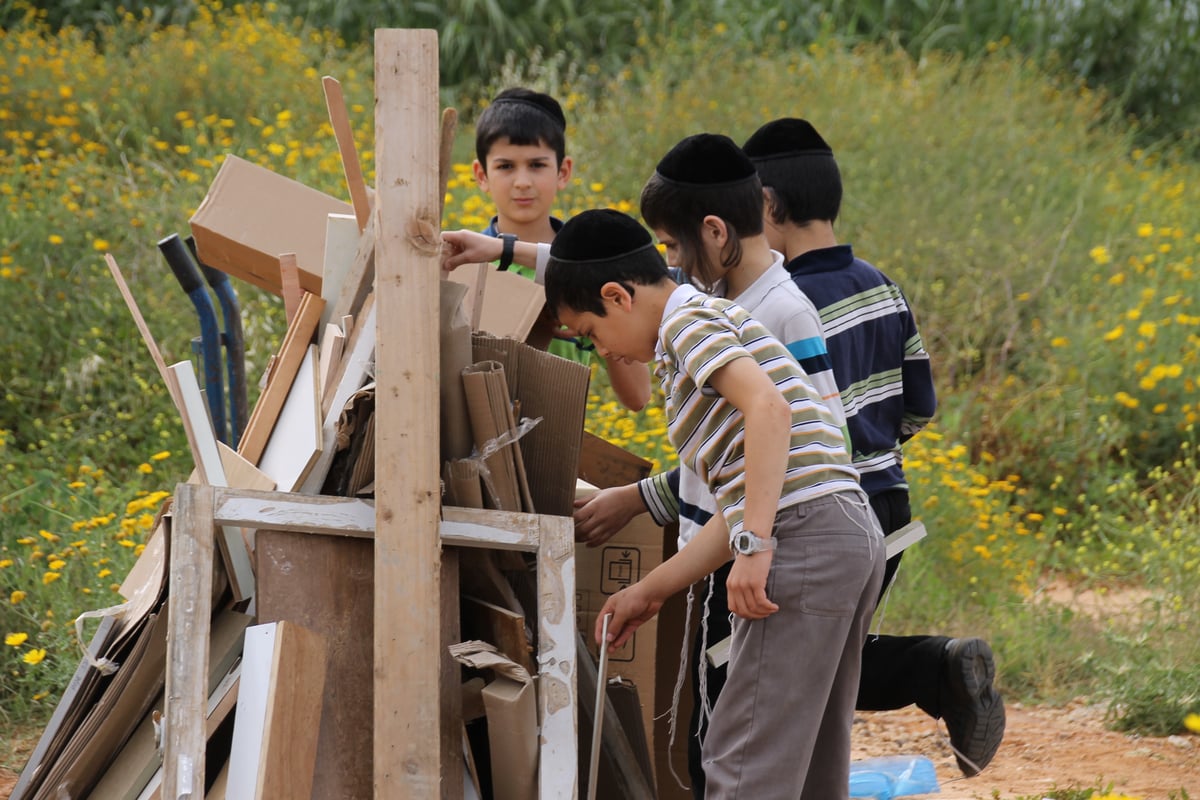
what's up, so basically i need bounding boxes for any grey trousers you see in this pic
[701,490,885,800]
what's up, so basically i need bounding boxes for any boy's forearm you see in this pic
[738,390,791,538]
[640,515,731,600]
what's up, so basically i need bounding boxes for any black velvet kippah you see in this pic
[742,118,833,161]
[654,133,757,187]
[550,209,654,263]
[492,93,566,130]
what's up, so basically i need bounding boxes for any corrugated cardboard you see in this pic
[472,334,590,517]
[189,154,352,296]
[575,479,664,762]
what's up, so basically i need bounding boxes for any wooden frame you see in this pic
[162,486,578,798]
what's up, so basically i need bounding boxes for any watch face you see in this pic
[734,533,754,554]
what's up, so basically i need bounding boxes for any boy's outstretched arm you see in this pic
[440,229,543,272]
[597,513,734,648]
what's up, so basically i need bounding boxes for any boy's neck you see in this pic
[781,220,838,262]
[723,234,777,300]
[494,215,559,244]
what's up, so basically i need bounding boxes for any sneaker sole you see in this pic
[943,638,1006,776]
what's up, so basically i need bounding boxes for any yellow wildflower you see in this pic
[10,590,26,604]
[23,648,46,665]
[5,632,29,646]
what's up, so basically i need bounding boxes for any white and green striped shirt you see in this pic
[656,284,859,543]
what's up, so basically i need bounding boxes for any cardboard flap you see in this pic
[447,263,545,341]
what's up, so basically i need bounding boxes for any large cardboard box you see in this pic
[190,154,353,296]
[574,479,664,763]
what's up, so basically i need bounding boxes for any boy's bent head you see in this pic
[742,118,842,226]
[640,133,763,287]
[544,209,668,317]
[474,87,567,166]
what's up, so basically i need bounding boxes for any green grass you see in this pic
[2,2,1199,749]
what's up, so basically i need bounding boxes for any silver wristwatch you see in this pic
[730,531,778,556]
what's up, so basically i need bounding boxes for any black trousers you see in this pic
[687,490,948,798]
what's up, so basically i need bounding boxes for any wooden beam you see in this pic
[534,515,578,798]
[374,28,442,798]
[163,482,214,800]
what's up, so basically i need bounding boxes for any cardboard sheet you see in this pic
[189,154,352,296]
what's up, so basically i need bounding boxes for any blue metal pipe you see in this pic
[158,234,228,444]
[188,237,248,449]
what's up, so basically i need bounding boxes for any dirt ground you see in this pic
[850,700,1199,799]
[2,699,1196,799]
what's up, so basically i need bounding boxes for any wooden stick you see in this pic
[279,253,302,326]
[587,614,612,800]
[438,107,458,220]
[322,75,371,232]
[105,253,178,407]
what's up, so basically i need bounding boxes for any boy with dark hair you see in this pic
[546,207,885,800]
[635,134,851,796]
[471,88,583,360]
[473,87,571,246]
[741,117,1005,776]
[447,88,651,408]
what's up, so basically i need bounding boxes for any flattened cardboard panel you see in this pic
[578,431,653,490]
[575,480,664,754]
[471,334,589,517]
[653,522,695,800]
[189,155,352,296]
[447,264,545,341]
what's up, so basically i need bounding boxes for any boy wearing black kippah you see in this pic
[547,208,885,800]
[743,117,1005,777]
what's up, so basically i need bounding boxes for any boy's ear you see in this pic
[557,156,574,189]
[701,214,729,245]
[472,159,489,190]
[600,280,633,311]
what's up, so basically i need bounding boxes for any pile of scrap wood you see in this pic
[11,36,682,800]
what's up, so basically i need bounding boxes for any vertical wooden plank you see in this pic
[374,28,442,799]
[537,516,579,798]
[440,551,464,800]
[257,622,328,799]
[164,482,214,800]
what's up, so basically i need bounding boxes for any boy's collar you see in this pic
[482,215,564,237]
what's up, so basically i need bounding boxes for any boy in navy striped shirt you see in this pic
[743,118,1004,777]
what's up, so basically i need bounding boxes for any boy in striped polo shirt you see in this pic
[545,208,885,800]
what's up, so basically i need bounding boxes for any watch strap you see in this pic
[497,233,518,271]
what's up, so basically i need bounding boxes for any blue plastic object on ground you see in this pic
[849,755,940,799]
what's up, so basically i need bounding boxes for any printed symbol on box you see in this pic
[601,547,639,595]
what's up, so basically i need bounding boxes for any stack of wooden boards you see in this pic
[12,47,684,799]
